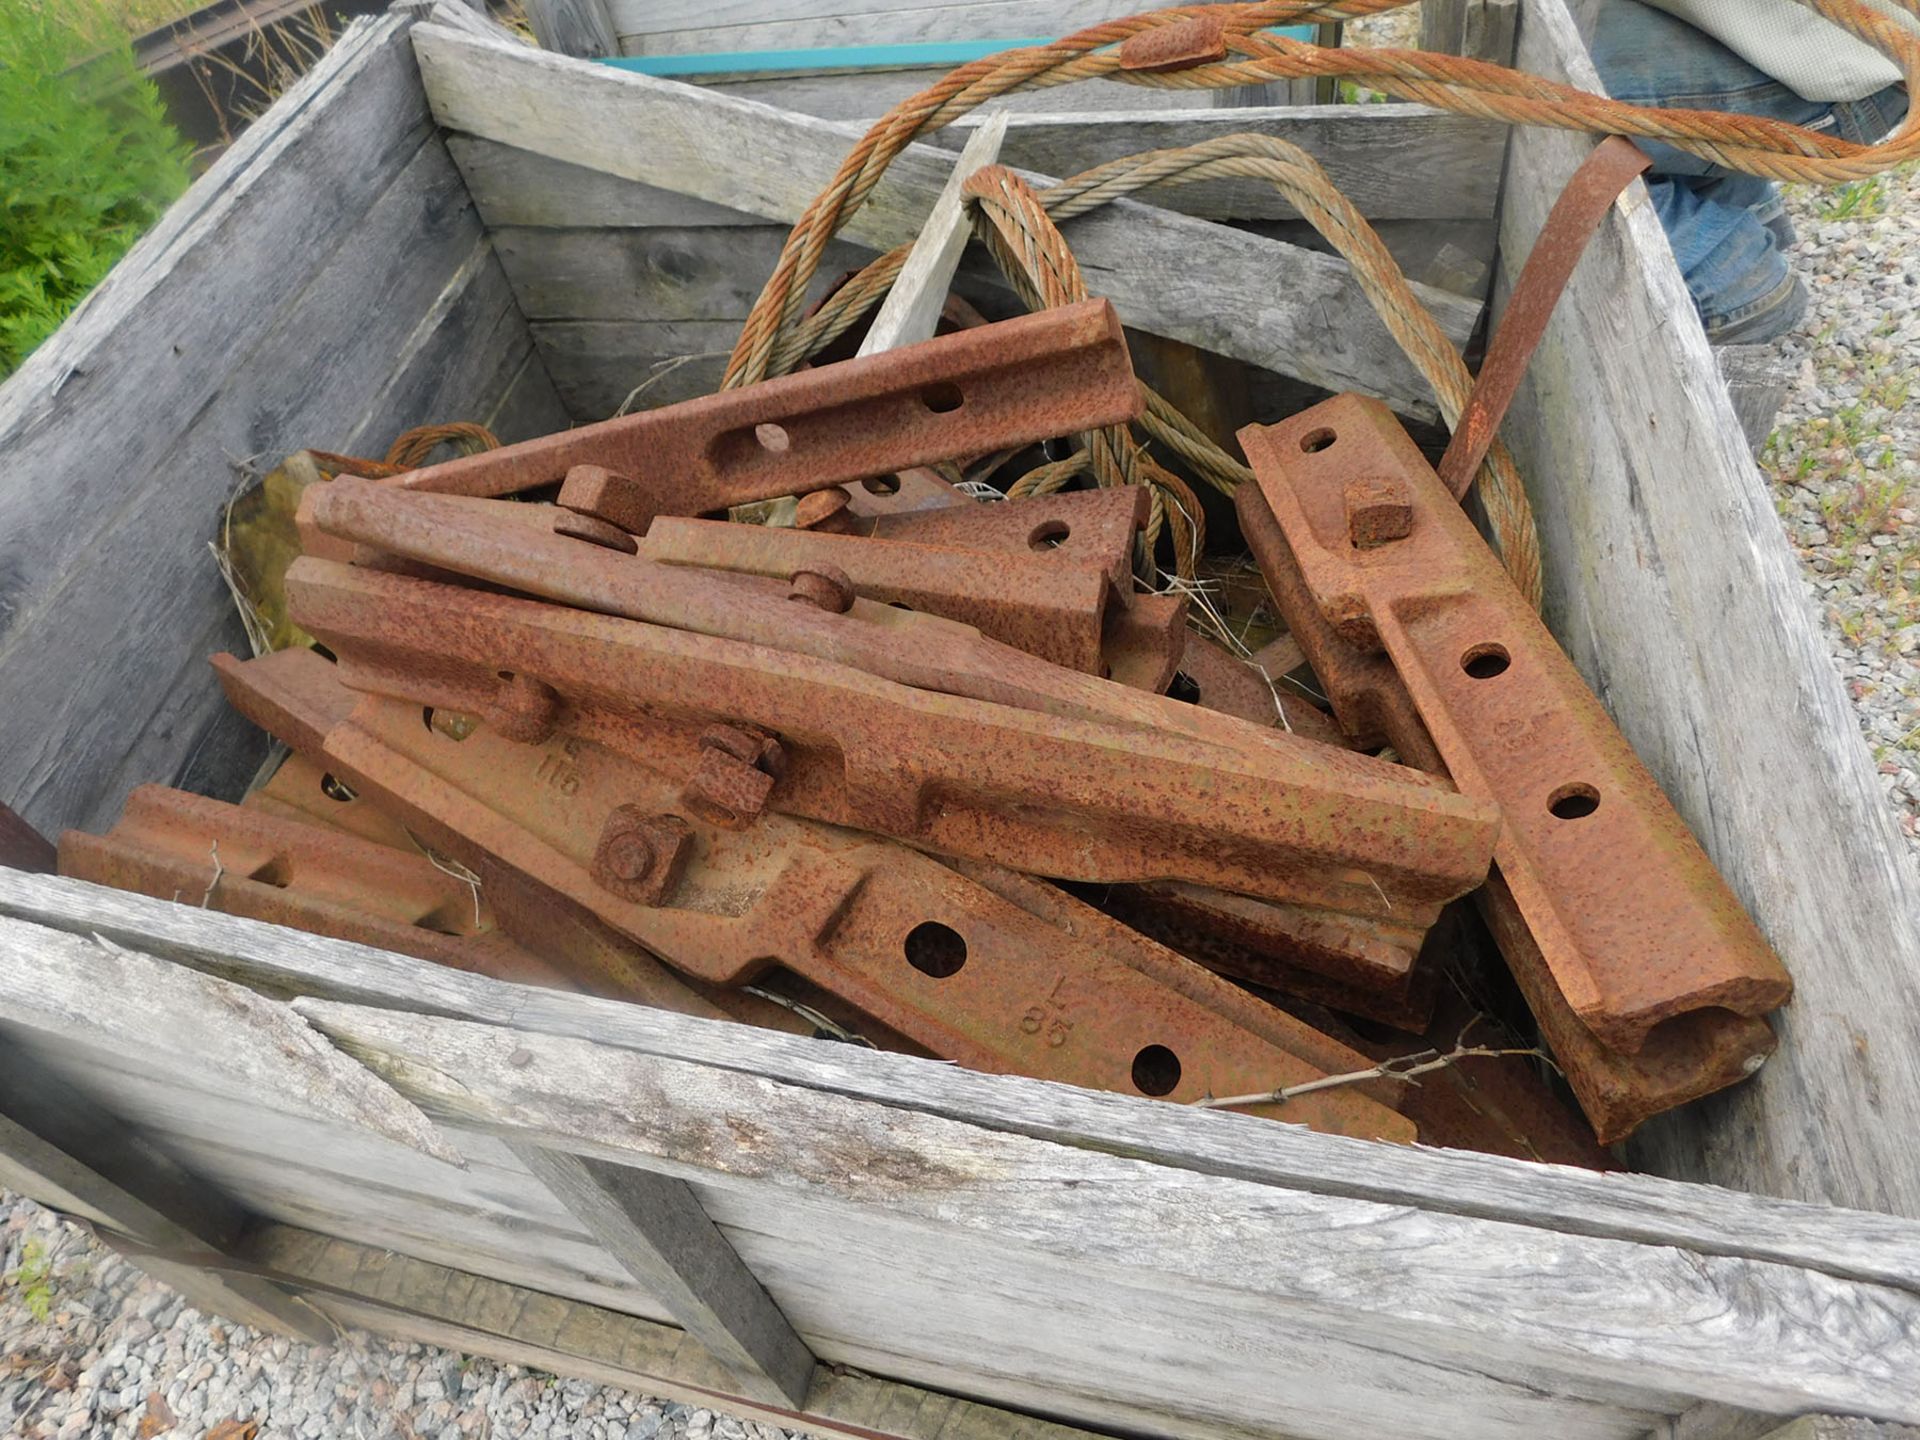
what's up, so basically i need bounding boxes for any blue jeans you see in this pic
[1589,0,1908,337]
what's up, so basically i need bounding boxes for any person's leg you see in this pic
[1588,0,1831,338]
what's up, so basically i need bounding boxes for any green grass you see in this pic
[0,0,191,377]
[5,1239,56,1324]
[1818,176,1891,221]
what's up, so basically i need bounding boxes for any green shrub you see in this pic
[0,1,191,377]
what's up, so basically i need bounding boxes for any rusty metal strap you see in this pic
[1436,137,1652,501]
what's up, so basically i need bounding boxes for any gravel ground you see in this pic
[1,1194,797,1440]
[6,16,1918,1434]
[1765,171,1920,846]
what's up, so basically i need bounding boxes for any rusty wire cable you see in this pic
[721,0,1920,598]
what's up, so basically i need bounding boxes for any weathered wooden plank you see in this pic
[410,23,1476,419]
[1714,343,1794,455]
[301,1001,1920,1437]
[6,871,1920,1298]
[529,319,742,417]
[698,70,1217,123]
[1497,0,1920,1219]
[609,0,1209,49]
[447,136,766,229]
[246,1225,1118,1440]
[0,15,555,835]
[524,0,618,57]
[0,1050,333,1343]
[1421,0,1521,64]
[0,917,458,1163]
[514,1146,816,1406]
[491,226,876,322]
[859,111,1007,355]
[449,101,1507,228]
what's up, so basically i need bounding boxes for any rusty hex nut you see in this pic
[487,673,563,744]
[680,748,778,830]
[787,565,856,613]
[793,487,859,533]
[559,464,651,537]
[591,807,692,905]
[1344,473,1414,548]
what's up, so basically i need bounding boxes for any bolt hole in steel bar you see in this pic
[904,920,967,979]
[1131,1044,1182,1097]
[1461,644,1511,679]
[1028,520,1070,550]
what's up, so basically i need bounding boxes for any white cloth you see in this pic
[1637,0,1916,101]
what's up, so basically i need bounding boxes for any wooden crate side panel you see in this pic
[411,25,1476,422]
[8,870,1920,1297]
[607,0,1211,51]
[298,998,1920,1440]
[0,15,564,837]
[1497,0,1920,1219]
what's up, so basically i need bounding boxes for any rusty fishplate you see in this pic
[641,514,1119,674]
[1172,632,1347,746]
[59,785,581,992]
[1238,394,1788,1140]
[391,301,1141,533]
[286,552,1496,920]
[213,648,1417,1141]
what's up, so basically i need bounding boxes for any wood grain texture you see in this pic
[297,1000,1920,1437]
[0,1049,332,1343]
[6,870,1920,1297]
[410,23,1476,418]
[858,111,1007,355]
[609,0,1224,49]
[513,1145,816,1406]
[247,1226,1117,1440]
[0,14,561,837]
[529,319,742,418]
[0,917,458,1164]
[1496,0,1920,1219]
[524,0,618,57]
[450,102,1505,228]
[1420,0,1521,64]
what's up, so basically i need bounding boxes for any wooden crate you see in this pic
[2,3,1919,1437]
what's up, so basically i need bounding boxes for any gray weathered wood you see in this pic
[609,0,1222,51]
[525,0,618,57]
[447,108,1504,228]
[0,14,563,836]
[858,110,1007,356]
[1496,0,1920,1219]
[1715,343,1795,454]
[530,319,742,417]
[0,1055,333,1344]
[410,23,1478,419]
[513,1145,816,1406]
[1421,0,1521,64]
[301,1000,1920,1437]
[0,917,459,1164]
[6,871,1920,1297]
[246,1226,1114,1440]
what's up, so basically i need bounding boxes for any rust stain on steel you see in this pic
[210,650,807,1032]
[1119,12,1228,70]
[227,662,1411,1141]
[1103,591,1189,694]
[1097,883,1437,1035]
[243,750,417,851]
[391,301,1141,531]
[1241,488,1778,1138]
[286,558,1497,920]
[1436,137,1652,500]
[1237,478,1444,766]
[643,514,1117,674]
[1126,880,1423,991]
[58,785,580,991]
[839,467,971,519]
[867,485,1150,589]
[1243,394,1791,1055]
[1173,631,1347,746]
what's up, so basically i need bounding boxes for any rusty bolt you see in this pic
[1344,473,1414,548]
[592,806,692,904]
[488,673,563,744]
[794,488,859,534]
[700,722,787,780]
[787,564,857,613]
[554,510,640,554]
